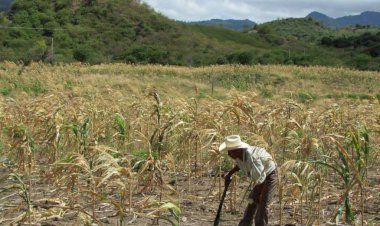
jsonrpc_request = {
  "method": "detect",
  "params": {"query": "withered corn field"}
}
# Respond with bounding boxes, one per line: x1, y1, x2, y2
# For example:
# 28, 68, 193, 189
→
0, 62, 379, 226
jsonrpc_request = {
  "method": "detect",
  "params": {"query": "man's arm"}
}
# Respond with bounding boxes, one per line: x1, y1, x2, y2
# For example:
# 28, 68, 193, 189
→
225, 165, 240, 184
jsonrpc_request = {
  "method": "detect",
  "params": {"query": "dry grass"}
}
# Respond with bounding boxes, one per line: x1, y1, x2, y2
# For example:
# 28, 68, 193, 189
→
0, 62, 379, 225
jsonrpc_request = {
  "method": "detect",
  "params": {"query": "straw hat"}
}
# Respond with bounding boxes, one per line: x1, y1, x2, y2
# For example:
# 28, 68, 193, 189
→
219, 135, 249, 152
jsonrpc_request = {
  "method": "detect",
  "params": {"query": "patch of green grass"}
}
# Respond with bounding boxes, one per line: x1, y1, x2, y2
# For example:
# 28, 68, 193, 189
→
272, 76, 287, 87
28, 79, 47, 95
297, 92, 316, 103
346, 93, 375, 100
346, 93, 359, 99
0, 140, 3, 152
296, 73, 318, 81
260, 88, 273, 98
286, 92, 317, 103
64, 80, 74, 90
0, 86, 11, 96
325, 93, 343, 100
357, 93, 375, 100
197, 91, 207, 100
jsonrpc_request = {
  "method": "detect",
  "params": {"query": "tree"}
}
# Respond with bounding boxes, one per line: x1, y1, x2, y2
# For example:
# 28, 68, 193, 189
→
321, 37, 333, 46
369, 45, 380, 57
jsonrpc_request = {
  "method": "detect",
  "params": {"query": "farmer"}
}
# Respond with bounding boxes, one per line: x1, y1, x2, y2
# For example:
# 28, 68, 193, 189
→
220, 135, 277, 226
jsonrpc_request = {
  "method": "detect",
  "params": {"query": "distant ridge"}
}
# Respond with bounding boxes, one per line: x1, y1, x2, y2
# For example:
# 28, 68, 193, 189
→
188, 19, 256, 31
307, 11, 380, 28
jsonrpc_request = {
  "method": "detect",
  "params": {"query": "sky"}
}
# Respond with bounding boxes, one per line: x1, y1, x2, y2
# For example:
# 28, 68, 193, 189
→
140, 0, 380, 24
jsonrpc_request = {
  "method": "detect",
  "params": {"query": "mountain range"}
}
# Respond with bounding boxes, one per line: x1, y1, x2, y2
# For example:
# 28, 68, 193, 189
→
191, 11, 380, 30
307, 11, 380, 28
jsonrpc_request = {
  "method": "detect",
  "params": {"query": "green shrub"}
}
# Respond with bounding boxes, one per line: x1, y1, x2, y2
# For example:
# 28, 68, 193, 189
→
225, 51, 253, 65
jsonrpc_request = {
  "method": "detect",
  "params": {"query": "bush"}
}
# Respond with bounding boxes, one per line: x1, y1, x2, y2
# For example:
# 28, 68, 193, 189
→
353, 54, 371, 70
258, 53, 284, 65
369, 45, 380, 57
257, 25, 272, 35
118, 46, 169, 64
321, 36, 333, 46
216, 56, 228, 65
73, 46, 92, 62
225, 51, 253, 65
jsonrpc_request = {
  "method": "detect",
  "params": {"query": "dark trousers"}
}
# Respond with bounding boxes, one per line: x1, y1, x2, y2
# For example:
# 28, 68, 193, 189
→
238, 170, 277, 226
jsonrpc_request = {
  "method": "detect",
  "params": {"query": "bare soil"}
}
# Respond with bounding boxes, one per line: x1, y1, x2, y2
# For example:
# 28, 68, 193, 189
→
0, 166, 379, 226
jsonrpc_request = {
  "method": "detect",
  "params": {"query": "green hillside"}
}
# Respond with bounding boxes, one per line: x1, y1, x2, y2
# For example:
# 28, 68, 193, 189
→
256, 17, 332, 42
0, 0, 379, 70
0, 0, 225, 65
253, 17, 380, 70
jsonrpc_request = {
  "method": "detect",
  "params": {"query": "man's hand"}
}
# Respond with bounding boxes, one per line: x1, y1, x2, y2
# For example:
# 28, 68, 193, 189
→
224, 165, 239, 185
224, 173, 232, 185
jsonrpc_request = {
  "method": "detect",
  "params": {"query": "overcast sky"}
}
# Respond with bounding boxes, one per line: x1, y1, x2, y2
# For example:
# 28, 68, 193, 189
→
141, 0, 380, 23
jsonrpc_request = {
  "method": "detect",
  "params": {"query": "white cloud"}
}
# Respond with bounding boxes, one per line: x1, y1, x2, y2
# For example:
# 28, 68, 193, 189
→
141, 0, 380, 23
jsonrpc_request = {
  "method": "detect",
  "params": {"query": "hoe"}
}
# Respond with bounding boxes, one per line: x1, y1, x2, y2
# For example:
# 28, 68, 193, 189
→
213, 178, 231, 226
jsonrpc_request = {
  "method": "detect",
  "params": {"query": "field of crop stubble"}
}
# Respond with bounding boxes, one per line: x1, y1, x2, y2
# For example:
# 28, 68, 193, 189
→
0, 62, 379, 225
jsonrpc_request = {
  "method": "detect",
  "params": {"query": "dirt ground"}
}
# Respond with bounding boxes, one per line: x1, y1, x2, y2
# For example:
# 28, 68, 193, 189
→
1, 166, 379, 226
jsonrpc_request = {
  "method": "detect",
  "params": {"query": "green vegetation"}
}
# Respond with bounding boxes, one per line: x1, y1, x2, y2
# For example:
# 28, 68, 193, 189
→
188, 19, 255, 31
258, 17, 331, 42
0, 0, 216, 65
0, 0, 379, 70
320, 31, 380, 70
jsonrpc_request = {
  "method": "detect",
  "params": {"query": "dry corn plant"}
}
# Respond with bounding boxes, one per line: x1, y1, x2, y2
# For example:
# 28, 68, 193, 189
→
132, 89, 172, 196
0, 63, 379, 225
285, 118, 320, 160
47, 145, 134, 225
281, 160, 322, 225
